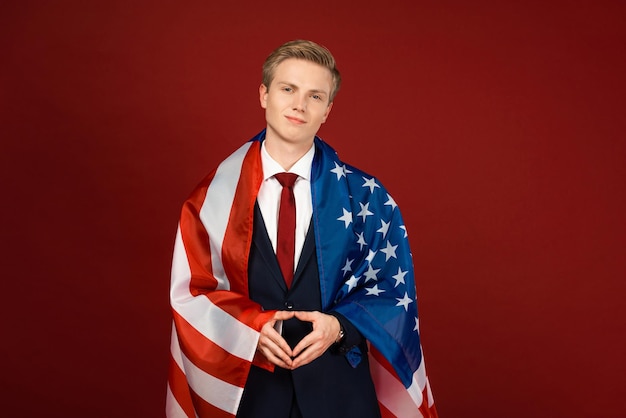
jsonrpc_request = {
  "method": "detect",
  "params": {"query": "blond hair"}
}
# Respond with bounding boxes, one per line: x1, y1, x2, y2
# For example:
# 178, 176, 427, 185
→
262, 39, 341, 102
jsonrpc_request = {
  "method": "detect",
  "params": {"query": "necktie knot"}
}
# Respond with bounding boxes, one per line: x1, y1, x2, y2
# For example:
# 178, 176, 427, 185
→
274, 172, 298, 189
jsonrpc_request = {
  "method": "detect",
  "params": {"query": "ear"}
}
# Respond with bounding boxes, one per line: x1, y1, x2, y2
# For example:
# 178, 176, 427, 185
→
259, 84, 268, 109
321, 101, 333, 123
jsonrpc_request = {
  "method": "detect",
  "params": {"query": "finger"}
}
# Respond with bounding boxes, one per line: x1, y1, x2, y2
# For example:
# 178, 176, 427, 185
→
259, 334, 293, 367
260, 324, 294, 359
291, 343, 323, 368
260, 344, 293, 368
293, 310, 317, 322
273, 310, 296, 321
292, 334, 314, 358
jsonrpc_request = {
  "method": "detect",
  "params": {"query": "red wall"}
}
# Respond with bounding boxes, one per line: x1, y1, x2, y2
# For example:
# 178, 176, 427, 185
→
2, 1, 625, 417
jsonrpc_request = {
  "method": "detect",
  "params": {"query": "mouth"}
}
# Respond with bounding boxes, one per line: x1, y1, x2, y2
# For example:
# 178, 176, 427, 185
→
285, 116, 306, 125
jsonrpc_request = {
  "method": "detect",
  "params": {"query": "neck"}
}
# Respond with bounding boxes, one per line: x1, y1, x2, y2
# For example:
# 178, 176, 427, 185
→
264, 136, 314, 171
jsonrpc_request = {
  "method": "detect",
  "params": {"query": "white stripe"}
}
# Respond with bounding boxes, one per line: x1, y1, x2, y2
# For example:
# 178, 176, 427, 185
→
167, 325, 194, 418
170, 226, 259, 361
180, 345, 243, 415
171, 324, 243, 416
200, 142, 252, 291
166, 383, 190, 418
369, 353, 423, 418
406, 351, 429, 408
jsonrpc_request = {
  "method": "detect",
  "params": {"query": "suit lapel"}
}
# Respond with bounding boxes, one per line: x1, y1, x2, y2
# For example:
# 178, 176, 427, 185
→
252, 202, 287, 291
292, 222, 315, 287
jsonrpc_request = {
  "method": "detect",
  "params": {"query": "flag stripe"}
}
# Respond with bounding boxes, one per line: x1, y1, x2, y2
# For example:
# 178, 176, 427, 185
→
200, 142, 253, 291
173, 310, 250, 387
171, 325, 243, 415
171, 226, 261, 360
189, 389, 237, 418
221, 141, 263, 294
167, 336, 196, 418
369, 352, 424, 418
166, 383, 192, 418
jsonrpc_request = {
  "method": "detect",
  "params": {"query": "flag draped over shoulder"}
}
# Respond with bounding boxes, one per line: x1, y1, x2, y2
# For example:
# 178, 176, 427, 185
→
167, 130, 437, 418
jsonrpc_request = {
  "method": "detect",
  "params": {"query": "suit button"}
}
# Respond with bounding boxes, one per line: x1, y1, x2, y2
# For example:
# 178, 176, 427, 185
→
284, 301, 294, 310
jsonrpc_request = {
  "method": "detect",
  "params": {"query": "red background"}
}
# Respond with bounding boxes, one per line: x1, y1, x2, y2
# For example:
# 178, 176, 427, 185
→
2, 1, 625, 417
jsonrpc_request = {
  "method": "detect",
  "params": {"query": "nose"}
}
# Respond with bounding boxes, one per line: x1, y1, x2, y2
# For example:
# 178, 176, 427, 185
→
292, 93, 307, 112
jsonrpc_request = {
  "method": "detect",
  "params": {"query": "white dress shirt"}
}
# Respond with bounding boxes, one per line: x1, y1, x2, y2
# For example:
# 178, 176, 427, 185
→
257, 141, 314, 271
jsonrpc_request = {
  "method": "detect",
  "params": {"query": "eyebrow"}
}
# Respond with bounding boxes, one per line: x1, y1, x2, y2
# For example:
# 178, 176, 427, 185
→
277, 82, 329, 96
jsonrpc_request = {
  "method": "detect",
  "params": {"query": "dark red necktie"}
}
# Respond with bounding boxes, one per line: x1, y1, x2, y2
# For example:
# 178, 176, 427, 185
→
274, 173, 298, 288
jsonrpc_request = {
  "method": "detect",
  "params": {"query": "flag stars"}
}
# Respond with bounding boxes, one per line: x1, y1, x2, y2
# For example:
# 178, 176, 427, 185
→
366, 249, 377, 263
380, 240, 398, 261
363, 264, 380, 282
392, 267, 408, 287
330, 162, 352, 180
362, 177, 380, 193
400, 225, 408, 238
337, 208, 352, 228
355, 232, 367, 251
414, 317, 419, 332
357, 202, 374, 222
330, 162, 345, 180
377, 220, 390, 238
396, 292, 413, 311
345, 275, 360, 292
341, 258, 354, 276
385, 194, 397, 210
366, 284, 385, 296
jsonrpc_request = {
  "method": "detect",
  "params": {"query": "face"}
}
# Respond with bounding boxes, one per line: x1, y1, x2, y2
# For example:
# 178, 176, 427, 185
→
260, 58, 334, 148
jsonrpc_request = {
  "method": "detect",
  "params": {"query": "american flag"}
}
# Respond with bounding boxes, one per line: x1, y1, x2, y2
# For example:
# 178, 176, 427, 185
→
167, 130, 437, 417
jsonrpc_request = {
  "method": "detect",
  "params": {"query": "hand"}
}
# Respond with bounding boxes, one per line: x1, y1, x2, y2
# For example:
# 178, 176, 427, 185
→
257, 311, 295, 369
290, 311, 341, 369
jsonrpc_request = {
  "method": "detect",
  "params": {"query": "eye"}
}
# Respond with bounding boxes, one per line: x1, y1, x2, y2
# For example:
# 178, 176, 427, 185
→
282, 86, 293, 93
312, 94, 322, 101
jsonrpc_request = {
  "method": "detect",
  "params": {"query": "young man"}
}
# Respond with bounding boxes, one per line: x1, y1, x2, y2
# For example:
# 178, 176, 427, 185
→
167, 40, 437, 418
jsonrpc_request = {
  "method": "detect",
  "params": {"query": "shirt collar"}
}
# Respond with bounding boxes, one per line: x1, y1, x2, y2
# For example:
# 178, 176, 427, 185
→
261, 141, 315, 181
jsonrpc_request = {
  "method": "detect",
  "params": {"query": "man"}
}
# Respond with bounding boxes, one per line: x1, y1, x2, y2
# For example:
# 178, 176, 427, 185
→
167, 40, 437, 418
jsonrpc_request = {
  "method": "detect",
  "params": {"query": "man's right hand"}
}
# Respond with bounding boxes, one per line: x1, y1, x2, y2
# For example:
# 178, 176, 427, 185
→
257, 311, 296, 369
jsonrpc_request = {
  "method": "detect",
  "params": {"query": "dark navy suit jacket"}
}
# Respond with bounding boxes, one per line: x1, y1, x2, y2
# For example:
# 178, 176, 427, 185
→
236, 203, 381, 418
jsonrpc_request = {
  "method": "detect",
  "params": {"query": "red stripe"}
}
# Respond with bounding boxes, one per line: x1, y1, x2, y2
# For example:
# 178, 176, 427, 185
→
371, 346, 401, 381
418, 387, 438, 418
173, 310, 251, 388
221, 141, 263, 295
205, 291, 276, 331
168, 353, 196, 418
179, 173, 219, 295
189, 388, 236, 418
379, 402, 394, 418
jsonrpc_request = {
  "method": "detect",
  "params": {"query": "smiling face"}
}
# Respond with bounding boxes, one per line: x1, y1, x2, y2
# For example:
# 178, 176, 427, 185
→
260, 58, 334, 150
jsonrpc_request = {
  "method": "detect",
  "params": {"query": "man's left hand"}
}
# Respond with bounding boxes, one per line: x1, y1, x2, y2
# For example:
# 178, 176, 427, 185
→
290, 311, 341, 369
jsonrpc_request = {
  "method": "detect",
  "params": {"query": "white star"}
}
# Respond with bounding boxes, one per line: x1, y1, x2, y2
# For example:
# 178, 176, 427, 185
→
365, 249, 377, 263
337, 208, 352, 228
357, 202, 374, 222
341, 258, 354, 276
330, 162, 346, 180
396, 292, 413, 311
377, 220, 390, 238
385, 194, 397, 210
362, 177, 380, 193
366, 284, 385, 296
414, 316, 419, 332
363, 264, 380, 282
392, 267, 408, 287
400, 225, 408, 238
380, 240, 398, 261
345, 275, 360, 292
355, 232, 367, 251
